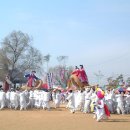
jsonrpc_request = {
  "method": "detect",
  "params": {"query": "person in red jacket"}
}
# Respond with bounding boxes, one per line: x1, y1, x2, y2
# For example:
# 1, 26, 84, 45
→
71, 66, 80, 77
3, 75, 12, 92
79, 65, 89, 84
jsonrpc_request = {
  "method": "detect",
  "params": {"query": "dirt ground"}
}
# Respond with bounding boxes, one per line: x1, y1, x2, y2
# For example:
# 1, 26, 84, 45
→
0, 107, 130, 130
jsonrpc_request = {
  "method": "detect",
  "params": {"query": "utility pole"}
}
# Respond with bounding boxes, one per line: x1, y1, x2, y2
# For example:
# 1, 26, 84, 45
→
94, 70, 104, 86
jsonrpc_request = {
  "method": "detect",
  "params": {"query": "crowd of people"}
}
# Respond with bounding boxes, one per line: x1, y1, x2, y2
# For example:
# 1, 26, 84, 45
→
0, 84, 130, 122
0, 67, 130, 122
65, 85, 130, 120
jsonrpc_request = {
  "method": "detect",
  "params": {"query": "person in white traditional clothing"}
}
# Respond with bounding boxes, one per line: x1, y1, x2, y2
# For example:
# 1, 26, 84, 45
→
83, 87, 93, 113
65, 92, 69, 109
125, 90, 130, 114
54, 90, 62, 108
24, 90, 29, 105
66, 90, 75, 113
90, 89, 97, 113
28, 90, 35, 108
74, 90, 80, 110
0, 88, 6, 110
5, 90, 10, 108
94, 90, 110, 122
19, 90, 27, 110
33, 90, 40, 108
116, 91, 125, 115
38, 90, 43, 108
52, 91, 56, 103
43, 90, 50, 110
10, 88, 19, 110
105, 89, 115, 113
38, 90, 44, 108
77, 89, 85, 112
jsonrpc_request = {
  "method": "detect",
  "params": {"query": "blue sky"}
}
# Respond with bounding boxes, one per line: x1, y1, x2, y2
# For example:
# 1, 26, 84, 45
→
0, 0, 130, 84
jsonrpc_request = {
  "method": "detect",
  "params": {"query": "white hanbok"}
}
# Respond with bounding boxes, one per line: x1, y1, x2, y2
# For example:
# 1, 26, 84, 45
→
0, 91, 6, 109
28, 90, 35, 108
6, 91, 10, 108
54, 92, 62, 108
83, 88, 93, 113
10, 91, 19, 109
116, 94, 125, 114
125, 94, 130, 114
43, 91, 50, 110
105, 90, 115, 113
19, 91, 27, 110
95, 98, 105, 121
66, 92, 75, 113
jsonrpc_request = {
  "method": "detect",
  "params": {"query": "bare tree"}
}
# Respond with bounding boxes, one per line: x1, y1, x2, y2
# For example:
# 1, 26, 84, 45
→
19, 46, 44, 73
0, 49, 10, 80
116, 74, 124, 84
0, 31, 43, 83
57, 56, 68, 66
107, 74, 124, 88
44, 54, 51, 72
107, 77, 113, 86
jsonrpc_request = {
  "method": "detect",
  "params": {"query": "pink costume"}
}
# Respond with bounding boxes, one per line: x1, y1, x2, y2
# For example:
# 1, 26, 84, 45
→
78, 68, 89, 83
72, 69, 80, 77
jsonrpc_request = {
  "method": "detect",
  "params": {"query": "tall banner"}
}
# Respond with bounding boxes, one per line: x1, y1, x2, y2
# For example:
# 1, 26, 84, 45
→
47, 73, 53, 89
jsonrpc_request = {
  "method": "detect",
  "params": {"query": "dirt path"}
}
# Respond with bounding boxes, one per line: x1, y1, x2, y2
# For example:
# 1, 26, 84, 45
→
0, 108, 130, 130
